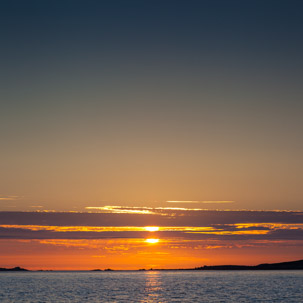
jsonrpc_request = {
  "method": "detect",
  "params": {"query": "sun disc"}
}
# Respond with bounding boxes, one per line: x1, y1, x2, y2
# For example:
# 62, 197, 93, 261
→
145, 238, 159, 244
145, 226, 159, 232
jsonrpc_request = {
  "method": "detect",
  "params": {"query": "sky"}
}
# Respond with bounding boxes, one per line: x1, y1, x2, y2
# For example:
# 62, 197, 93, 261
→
0, 0, 302, 269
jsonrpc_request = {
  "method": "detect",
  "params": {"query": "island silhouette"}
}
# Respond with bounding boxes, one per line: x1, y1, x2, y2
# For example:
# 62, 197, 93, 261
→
194, 259, 303, 270
0, 266, 28, 272
91, 259, 303, 271
1, 259, 302, 272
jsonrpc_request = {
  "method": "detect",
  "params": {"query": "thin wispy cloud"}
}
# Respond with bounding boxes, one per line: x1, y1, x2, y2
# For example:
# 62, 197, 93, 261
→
0, 196, 21, 201
85, 205, 230, 214
85, 206, 156, 215
166, 201, 235, 204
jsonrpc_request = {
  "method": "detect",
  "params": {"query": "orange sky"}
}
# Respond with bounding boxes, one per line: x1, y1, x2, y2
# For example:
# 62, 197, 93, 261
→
1, 237, 302, 270
0, 209, 302, 270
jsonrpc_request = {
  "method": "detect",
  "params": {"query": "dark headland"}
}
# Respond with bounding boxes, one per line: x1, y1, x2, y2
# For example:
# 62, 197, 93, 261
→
0, 266, 28, 272
194, 259, 303, 270
91, 259, 303, 271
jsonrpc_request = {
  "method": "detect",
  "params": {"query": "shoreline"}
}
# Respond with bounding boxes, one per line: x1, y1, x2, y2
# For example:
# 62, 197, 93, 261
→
1, 259, 303, 272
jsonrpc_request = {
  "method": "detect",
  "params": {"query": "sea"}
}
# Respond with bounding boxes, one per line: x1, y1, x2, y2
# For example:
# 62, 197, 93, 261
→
0, 270, 302, 302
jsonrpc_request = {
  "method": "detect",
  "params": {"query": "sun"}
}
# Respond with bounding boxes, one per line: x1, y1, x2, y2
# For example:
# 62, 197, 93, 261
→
145, 238, 159, 244
144, 226, 159, 232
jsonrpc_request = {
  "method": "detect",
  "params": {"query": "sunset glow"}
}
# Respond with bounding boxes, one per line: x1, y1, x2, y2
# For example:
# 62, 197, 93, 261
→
0, 209, 302, 270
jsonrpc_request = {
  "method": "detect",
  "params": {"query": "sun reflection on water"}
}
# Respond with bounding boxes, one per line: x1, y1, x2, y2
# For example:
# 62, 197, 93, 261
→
141, 271, 163, 302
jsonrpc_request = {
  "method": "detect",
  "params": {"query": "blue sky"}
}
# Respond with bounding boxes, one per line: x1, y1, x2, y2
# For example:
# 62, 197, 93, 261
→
0, 0, 302, 210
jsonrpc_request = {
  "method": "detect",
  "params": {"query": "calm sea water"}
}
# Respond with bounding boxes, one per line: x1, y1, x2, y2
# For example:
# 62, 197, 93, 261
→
0, 270, 302, 302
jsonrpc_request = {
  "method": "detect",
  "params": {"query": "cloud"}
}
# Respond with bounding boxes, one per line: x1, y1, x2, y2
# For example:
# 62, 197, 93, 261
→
166, 201, 235, 204
0, 209, 303, 228
0, 196, 21, 201
0, 211, 302, 242
85, 206, 156, 215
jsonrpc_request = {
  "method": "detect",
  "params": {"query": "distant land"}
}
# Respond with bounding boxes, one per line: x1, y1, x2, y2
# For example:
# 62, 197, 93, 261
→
194, 259, 303, 271
92, 259, 303, 271
0, 267, 28, 272
1, 260, 303, 272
